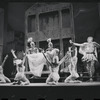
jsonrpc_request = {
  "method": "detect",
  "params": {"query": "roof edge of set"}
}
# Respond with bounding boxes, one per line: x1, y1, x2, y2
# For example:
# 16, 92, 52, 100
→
25, 2, 71, 14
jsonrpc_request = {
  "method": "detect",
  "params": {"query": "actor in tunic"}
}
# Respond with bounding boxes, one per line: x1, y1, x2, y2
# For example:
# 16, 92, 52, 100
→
70, 36, 100, 81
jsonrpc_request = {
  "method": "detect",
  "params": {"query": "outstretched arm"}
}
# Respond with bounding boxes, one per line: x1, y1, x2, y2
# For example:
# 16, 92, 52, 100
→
94, 42, 100, 48
69, 40, 84, 47
73, 43, 84, 47
4, 76, 11, 83
11, 49, 17, 59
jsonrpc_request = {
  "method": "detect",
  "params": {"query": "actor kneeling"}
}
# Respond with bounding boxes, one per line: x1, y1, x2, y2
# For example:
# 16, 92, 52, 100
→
11, 49, 30, 85
46, 49, 60, 85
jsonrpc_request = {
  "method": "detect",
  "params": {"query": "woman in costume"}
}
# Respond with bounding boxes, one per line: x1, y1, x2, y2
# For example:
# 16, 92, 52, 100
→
70, 36, 100, 81
46, 49, 60, 85
27, 37, 39, 54
11, 49, 30, 85
64, 44, 80, 83
46, 38, 53, 52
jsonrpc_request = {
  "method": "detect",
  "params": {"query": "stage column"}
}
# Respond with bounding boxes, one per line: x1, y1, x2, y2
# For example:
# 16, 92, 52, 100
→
25, 14, 28, 50
25, 14, 31, 79
0, 9, 4, 64
35, 13, 39, 48
70, 3, 75, 42
59, 10, 64, 69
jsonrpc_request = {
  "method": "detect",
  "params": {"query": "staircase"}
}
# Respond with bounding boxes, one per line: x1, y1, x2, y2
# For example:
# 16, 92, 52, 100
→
29, 71, 70, 83
10, 71, 100, 83
27, 71, 100, 83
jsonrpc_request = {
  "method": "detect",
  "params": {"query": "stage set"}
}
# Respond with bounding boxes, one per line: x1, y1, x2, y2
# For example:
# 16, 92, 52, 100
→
0, 2, 100, 100
0, 82, 100, 100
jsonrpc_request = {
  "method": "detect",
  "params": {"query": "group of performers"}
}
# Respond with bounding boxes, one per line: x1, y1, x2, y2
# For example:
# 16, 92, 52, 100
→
0, 36, 100, 85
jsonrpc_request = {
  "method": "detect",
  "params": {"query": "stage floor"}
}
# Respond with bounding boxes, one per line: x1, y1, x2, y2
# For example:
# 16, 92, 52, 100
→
0, 82, 100, 100
0, 82, 100, 86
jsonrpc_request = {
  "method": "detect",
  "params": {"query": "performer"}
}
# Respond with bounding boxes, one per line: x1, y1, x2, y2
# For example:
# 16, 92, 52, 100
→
0, 55, 11, 83
27, 37, 39, 54
11, 49, 30, 85
70, 36, 100, 81
46, 38, 53, 52
45, 48, 72, 85
46, 49, 60, 85
64, 44, 80, 83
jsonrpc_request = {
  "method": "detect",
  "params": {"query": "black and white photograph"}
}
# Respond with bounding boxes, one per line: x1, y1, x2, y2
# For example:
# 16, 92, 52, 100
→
0, 1, 100, 100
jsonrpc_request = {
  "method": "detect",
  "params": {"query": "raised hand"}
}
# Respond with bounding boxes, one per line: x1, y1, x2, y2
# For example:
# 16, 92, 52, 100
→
69, 40, 73, 44
11, 49, 15, 54
11, 49, 17, 59
1, 55, 9, 68
4, 55, 8, 60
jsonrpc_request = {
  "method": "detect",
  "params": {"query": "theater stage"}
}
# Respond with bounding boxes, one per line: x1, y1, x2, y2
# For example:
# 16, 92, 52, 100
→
0, 82, 100, 86
0, 82, 100, 100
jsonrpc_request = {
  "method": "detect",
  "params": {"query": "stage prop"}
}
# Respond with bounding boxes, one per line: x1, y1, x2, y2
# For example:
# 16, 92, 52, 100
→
25, 3, 75, 71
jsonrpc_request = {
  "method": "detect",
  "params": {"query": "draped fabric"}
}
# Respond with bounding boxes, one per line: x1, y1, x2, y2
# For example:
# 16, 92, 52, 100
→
26, 53, 46, 77
26, 48, 60, 77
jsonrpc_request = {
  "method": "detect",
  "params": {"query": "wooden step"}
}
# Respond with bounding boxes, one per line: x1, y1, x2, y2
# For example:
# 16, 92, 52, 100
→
9, 76, 100, 83
24, 71, 50, 75
9, 71, 100, 83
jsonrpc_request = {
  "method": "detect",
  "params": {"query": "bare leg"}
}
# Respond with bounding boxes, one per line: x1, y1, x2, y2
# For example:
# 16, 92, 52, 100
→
4, 76, 11, 83
20, 76, 30, 85
52, 73, 59, 85
64, 64, 79, 83
46, 73, 59, 85
64, 74, 73, 83
0, 77, 6, 83
64, 64, 73, 82
46, 74, 53, 84
13, 73, 24, 85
